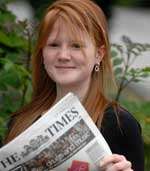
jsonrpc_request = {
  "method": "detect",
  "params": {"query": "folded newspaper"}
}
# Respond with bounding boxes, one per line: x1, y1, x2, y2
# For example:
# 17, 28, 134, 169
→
0, 93, 112, 171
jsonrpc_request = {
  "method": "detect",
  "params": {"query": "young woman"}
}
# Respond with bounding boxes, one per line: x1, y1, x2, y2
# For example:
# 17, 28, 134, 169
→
5, 0, 144, 170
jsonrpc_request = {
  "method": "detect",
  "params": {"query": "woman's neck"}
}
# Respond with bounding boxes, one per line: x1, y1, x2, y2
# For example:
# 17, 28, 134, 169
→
55, 81, 91, 103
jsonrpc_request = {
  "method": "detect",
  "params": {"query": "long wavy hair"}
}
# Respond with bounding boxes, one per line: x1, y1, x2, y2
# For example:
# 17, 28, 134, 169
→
5, 0, 116, 143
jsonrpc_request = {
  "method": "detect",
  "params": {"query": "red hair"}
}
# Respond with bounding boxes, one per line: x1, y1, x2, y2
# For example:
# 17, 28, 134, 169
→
5, 0, 116, 143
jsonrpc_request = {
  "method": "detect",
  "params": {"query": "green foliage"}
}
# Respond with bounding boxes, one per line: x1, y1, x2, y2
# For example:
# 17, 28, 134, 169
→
144, 143, 150, 170
112, 36, 150, 169
113, 0, 137, 7
111, 35, 150, 101
121, 100, 150, 170
121, 100, 150, 144
0, 2, 34, 140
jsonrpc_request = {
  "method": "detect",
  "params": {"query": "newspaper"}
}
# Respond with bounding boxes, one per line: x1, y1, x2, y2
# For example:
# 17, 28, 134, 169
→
0, 93, 112, 171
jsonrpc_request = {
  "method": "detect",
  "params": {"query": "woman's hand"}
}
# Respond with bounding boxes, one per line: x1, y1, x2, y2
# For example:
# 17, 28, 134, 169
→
99, 154, 133, 171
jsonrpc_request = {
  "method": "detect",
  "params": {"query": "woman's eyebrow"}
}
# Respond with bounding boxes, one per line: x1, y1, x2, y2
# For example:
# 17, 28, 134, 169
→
69, 40, 85, 44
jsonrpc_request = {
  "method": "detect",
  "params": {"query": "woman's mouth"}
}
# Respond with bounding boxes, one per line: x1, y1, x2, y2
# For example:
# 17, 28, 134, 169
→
55, 66, 76, 69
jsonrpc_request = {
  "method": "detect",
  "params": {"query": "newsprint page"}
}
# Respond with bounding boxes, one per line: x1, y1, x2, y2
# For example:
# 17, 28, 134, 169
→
0, 93, 112, 171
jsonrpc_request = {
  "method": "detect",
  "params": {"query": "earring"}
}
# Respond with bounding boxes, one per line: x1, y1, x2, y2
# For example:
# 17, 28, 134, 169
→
95, 63, 100, 72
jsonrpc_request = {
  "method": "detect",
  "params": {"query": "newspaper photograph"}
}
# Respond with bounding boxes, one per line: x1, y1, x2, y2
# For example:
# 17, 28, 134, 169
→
0, 93, 112, 171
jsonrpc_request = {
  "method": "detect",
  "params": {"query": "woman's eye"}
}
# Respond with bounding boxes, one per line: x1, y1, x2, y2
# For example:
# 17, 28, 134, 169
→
71, 43, 82, 49
48, 43, 59, 47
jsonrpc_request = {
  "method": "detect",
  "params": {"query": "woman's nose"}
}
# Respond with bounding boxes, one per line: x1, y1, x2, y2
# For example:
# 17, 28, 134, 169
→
58, 46, 71, 61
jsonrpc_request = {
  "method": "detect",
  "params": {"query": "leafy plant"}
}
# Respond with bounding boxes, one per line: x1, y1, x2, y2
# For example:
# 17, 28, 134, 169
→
111, 37, 150, 170
0, 2, 35, 139
121, 100, 150, 170
113, 0, 137, 6
111, 35, 150, 101
121, 100, 150, 144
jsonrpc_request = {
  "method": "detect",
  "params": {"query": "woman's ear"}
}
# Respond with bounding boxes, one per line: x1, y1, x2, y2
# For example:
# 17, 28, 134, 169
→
96, 45, 105, 63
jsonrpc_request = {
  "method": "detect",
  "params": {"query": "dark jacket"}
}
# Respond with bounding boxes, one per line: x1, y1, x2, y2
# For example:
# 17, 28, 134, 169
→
101, 106, 144, 171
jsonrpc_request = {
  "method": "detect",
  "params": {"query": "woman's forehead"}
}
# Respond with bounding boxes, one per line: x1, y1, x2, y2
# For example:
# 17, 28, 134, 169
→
48, 18, 90, 42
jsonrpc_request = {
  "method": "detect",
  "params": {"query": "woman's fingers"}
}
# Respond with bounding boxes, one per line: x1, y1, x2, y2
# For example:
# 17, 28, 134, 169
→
106, 160, 132, 171
99, 154, 132, 171
100, 154, 125, 167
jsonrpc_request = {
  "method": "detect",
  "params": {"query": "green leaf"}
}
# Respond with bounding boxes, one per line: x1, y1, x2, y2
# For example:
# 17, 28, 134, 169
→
140, 73, 150, 78
129, 68, 136, 75
111, 50, 118, 58
113, 58, 123, 66
0, 58, 14, 71
130, 49, 140, 56
0, 69, 21, 88
0, 31, 28, 49
0, 48, 4, 54
0, 9, 16, 24
0, 31, 11, 46
133, 78, 141, 82
114, 67, 123, 75
2, 94, 17, 112
5, 52, 22, 63
142, 67, 150, 72
0, 80, 7, 90
15, 65, 31, 78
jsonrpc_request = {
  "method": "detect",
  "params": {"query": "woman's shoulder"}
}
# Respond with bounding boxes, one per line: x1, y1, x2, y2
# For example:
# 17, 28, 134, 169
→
102, 105, 144, 171
104, 104, 137, 119
102, 104, 142, 137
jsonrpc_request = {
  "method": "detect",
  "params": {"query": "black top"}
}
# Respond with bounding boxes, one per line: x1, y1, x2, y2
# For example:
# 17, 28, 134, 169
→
101, 106, 144, 171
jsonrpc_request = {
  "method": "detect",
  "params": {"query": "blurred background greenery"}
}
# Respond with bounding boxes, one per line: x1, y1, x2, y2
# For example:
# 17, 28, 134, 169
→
0, 0, 150, 169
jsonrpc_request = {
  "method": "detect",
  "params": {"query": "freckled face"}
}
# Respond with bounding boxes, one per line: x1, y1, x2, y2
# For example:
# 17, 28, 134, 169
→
42, 20, 99, 88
